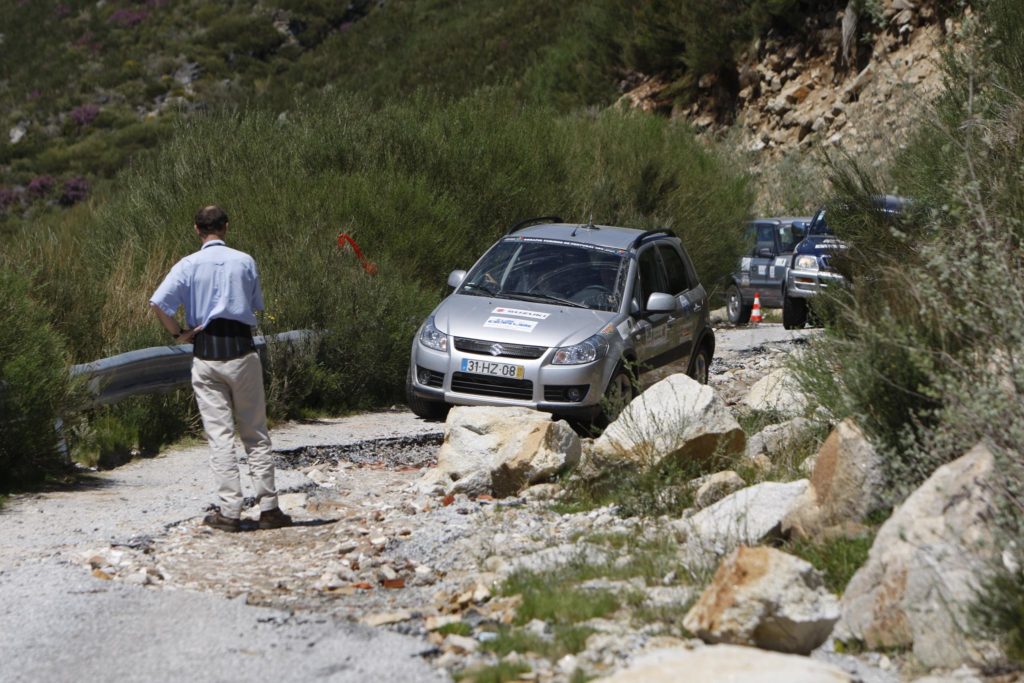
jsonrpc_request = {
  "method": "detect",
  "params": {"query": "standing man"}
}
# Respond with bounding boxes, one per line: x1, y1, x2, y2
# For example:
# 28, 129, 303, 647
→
150, 205, 291, 532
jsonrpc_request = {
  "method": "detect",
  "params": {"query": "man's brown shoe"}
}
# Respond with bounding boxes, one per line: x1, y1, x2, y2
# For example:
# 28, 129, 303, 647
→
203, 509, 241, 532
259, 507, 293, 530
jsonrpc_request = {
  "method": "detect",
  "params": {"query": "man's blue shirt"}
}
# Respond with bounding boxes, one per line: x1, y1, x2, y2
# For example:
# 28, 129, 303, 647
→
150, 240, 264, 329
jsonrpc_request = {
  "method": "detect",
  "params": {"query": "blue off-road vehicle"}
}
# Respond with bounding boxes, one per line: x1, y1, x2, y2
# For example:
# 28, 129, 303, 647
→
726, 217, 810, 325
782, 195, 911, 329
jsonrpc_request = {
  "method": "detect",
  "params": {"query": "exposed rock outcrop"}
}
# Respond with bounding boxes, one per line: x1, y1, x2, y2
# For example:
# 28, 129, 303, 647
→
594, 644, 852, 683
589, 374, 744, 472
674, 480, 810, 560
683, 546, 841, 655
836, 444, 1003, 669
783, 419, 886, 539
421, 406, 580, 497
741, 369, 807, 417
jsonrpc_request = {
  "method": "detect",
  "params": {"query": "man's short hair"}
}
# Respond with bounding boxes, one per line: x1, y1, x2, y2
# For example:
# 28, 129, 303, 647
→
195, 205, 229, 234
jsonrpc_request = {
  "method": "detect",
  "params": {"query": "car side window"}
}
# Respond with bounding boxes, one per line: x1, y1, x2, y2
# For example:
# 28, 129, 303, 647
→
756, 224, 776, 255
657, 244, 691, 294
636, 247, 665, 310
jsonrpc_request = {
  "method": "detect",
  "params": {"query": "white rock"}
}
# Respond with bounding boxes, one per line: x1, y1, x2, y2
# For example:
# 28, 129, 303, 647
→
745, 417, 810, 460
683, 546, 840, 654
592, 374, 744, 471
741, 369, 808, 417
674, 480, 810, 561
424, 406, 580, 498
593, 645, 851, 682
692, 470, 746, 509
836, 444, 1002, 669
784, 419, 886, 538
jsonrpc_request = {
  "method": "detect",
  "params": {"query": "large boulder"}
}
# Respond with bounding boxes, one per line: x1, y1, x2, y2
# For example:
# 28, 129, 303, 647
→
683, 546, 841, 655
674, 480, 810, 561
591, 374, 744, 471
836, 444, 1002, 669
594, 645, 852, 683
691, 470, 746, 509
741, 369, 807, 417
423, 406, 580, 497
783, 419, 886, 539
745, 417, 811, 461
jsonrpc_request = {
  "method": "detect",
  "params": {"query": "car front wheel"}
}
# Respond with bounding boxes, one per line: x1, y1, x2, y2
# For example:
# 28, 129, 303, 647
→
405, 366, 450, 421
727, 285, 752, 325
688, 345, 710, 385
599, 365, 634, 425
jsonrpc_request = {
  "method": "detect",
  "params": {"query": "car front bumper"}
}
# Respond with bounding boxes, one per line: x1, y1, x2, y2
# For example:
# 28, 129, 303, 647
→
787, 268, 845, 298
409, 341, 612, 418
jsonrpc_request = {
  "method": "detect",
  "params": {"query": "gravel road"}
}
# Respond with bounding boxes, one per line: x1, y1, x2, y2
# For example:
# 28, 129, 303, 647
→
0, 324, 815, 683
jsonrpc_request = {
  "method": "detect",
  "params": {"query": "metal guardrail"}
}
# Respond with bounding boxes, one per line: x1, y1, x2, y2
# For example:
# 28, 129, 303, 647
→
69, 330, 312, 406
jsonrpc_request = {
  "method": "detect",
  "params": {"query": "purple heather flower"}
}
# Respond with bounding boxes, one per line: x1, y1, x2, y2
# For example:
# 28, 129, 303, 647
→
70, 104, 100, 127
27, 90, 42, 101
54, 4, 72, 18
27, 176, 56, 199
59, 178, 90, 207
108, 8, 148, 27
0, 188, 19, 211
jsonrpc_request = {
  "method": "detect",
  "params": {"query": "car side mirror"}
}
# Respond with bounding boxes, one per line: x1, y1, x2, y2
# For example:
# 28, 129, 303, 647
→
447, 270, 467, 288
757, 247, 774, 259
646, 292, 677, 313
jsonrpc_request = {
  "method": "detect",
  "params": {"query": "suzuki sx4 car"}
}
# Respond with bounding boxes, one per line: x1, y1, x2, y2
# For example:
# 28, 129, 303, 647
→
407, 217, 715, 425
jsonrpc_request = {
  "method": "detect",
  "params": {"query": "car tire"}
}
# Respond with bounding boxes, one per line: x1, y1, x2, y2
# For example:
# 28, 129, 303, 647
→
405, 366, 450, 421
782, 295, 808, 330
687, 345, 710, 385
727, 285, 752, 325
598, 364, 635, 426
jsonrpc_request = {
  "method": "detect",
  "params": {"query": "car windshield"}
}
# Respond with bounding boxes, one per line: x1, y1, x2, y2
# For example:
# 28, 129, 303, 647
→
460, 240, 626, 312
808, 208, 832, 235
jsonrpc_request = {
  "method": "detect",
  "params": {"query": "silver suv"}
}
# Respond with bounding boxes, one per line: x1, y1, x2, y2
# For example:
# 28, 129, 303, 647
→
406, 217, 715, 423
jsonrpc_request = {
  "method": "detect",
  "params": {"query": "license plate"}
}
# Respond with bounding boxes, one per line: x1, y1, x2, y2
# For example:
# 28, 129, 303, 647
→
461, 358, 525, 379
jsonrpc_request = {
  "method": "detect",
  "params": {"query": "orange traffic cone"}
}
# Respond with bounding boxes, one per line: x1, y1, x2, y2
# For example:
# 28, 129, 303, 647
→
750, 292, 763, 323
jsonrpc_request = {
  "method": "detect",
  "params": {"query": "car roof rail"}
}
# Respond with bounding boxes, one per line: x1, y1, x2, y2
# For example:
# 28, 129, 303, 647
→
630, 228, 676, 249
505, 215, 564, 235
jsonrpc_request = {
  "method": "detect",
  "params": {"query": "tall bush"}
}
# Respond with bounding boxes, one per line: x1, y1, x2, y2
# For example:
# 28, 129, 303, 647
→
790, 0, 1024, 662
0, 265, 75, 489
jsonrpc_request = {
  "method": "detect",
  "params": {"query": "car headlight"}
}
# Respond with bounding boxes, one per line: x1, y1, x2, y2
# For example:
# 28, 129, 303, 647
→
794, 255, 819, 271
553, 334, 609, 365
418, 316, 448, 352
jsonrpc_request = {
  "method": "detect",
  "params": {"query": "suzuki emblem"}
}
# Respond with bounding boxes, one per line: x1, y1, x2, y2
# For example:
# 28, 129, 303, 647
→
489, 343, 504, 356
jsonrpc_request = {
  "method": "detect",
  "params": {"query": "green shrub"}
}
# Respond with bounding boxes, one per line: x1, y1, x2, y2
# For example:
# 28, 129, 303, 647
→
785, 0, 1024, 662
7, 91, 750, 421
0, 266, 75, 489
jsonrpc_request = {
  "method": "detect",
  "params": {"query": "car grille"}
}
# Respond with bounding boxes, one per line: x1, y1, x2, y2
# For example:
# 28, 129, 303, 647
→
454, 337, 546, 360
416, 366, 444, 388
451, 372, 534, 400
543, 385, 590, 403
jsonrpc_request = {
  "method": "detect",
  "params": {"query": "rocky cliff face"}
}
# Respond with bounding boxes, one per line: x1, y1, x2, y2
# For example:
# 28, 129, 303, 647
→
620, 0, 960, 204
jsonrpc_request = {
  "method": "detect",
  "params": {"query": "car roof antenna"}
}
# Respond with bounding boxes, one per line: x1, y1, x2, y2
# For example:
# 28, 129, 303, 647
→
572, 213, 597, 237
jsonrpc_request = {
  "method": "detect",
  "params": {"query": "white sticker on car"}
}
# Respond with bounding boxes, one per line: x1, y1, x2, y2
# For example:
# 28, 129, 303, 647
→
492, 307, 549, 320
741, 257, 752, 271
775, 257, 788, 266
770, 266, 776, 279
616, 319, 632, 340
484, 316, 538, 333
757, 265, 767, 275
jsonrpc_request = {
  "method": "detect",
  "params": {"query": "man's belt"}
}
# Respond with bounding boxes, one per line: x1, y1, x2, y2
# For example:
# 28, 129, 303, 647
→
192, 318, 255, 361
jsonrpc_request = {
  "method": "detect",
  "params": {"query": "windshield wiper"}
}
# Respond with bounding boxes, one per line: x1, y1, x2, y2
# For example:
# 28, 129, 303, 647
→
461, 282, 497, 297
499, 291, 586, 308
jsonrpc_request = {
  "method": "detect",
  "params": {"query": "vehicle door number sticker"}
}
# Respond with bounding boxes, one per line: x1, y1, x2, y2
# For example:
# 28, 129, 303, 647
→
483, 316, 538, 333
757, 266, 766, 275
769, 266, 776, 278
492, 307, 549, 320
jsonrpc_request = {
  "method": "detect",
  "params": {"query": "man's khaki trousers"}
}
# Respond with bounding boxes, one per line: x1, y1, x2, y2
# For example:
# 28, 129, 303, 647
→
191, 352, 278, 519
